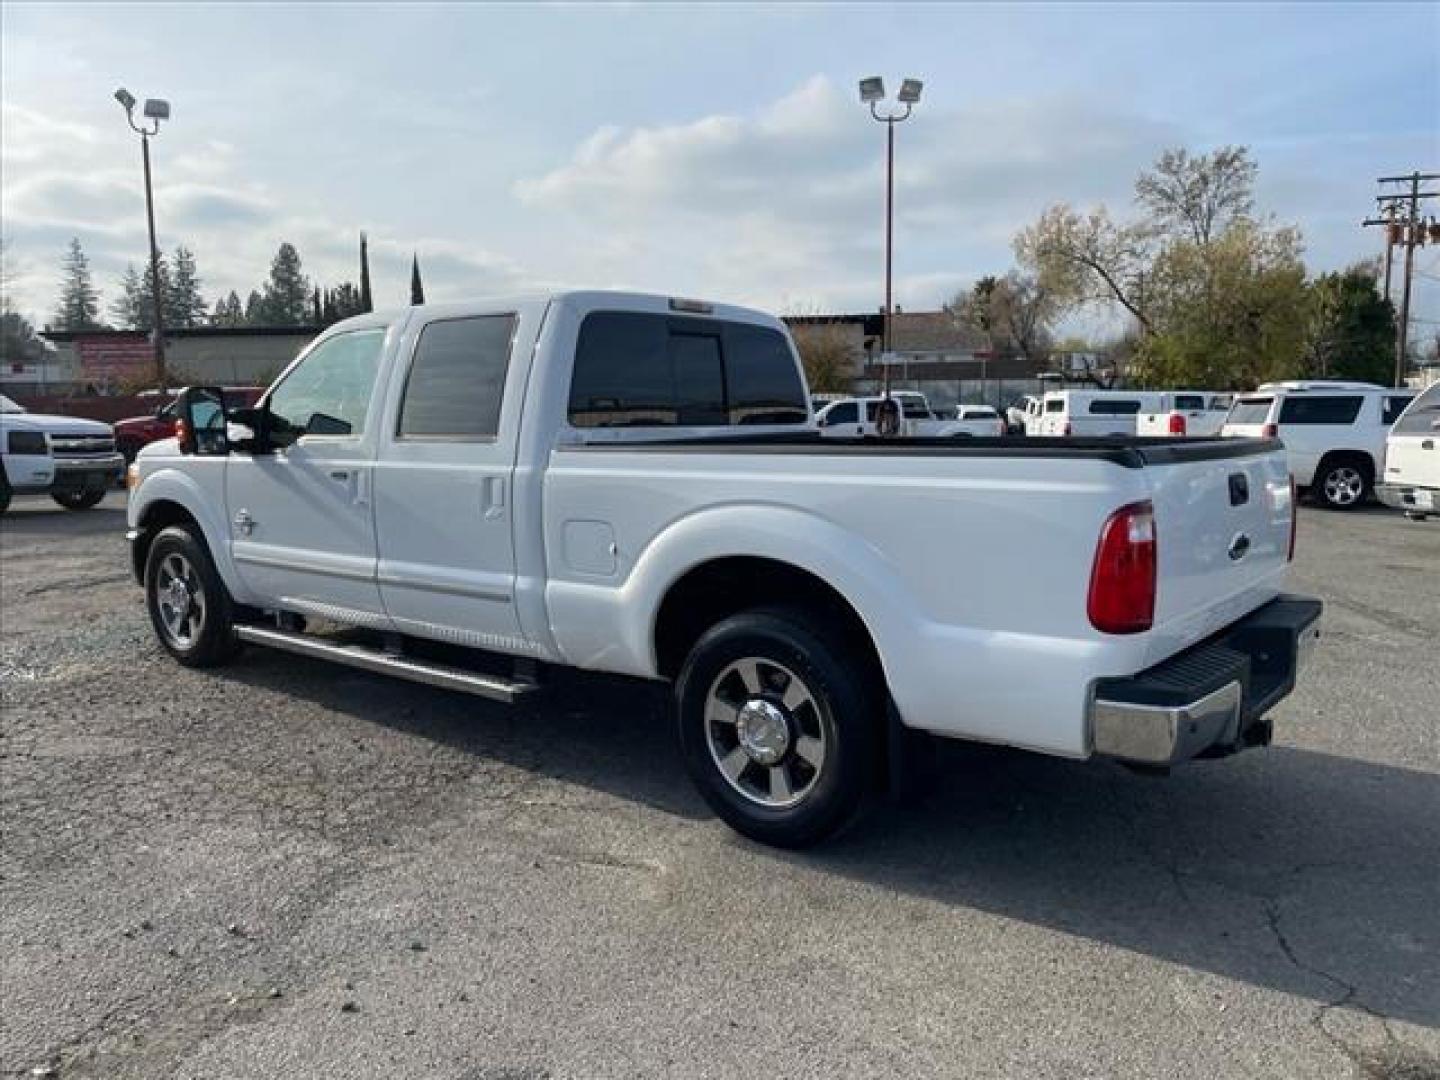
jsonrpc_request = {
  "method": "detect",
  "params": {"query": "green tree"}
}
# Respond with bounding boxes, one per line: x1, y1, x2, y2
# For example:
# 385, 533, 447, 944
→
109, 258, 172, 330
259, 242, 309, 326
244, 289, 264, 324
2, 241, 48, 367
210, 290, 245, 327
52, 238, 103, 330
359, 232, 373, 313
1304, 263, 1395, 384
166, 245, 207, 328
410, 254, 425, 305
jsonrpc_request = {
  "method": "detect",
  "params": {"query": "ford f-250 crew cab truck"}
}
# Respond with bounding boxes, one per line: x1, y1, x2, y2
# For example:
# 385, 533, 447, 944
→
126, 291, 1322, 847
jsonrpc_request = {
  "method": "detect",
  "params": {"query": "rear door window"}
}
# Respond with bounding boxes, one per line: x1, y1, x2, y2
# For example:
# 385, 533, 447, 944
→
398, 314, 515, 438
1227, 398, 1273, 425
824, 402, 857, 425
1173, 394, 1206, 411
1044, 398, 1065, 413
1278, 395, 1363, 425
1392, 384, 1440, 435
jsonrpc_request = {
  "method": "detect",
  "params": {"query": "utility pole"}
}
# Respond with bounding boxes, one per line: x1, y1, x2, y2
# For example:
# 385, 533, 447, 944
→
1364, 171, 1439, 387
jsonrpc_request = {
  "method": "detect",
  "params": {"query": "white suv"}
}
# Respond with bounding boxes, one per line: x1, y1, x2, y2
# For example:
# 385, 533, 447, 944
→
1378, 381, 1440, 520
1221, 381, 1415, 510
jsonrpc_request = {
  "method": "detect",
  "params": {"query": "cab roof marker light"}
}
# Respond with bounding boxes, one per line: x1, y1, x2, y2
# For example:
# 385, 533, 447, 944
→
669, 298, 713, 314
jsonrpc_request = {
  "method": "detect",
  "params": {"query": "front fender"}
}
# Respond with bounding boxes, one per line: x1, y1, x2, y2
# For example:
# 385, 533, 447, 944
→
129, 466, 253, 603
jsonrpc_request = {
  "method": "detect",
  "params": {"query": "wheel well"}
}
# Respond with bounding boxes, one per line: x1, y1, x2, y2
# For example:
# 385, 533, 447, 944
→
132, 499, 203, 581
653, 556, 884, 684
1315, 449, 1375, 479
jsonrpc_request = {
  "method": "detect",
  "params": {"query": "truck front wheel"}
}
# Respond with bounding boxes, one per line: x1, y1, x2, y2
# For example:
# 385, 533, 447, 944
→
675, 607, 880, 848
144, 525, 241, 667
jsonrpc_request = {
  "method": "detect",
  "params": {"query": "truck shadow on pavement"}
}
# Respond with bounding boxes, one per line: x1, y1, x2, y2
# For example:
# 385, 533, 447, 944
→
220, 653, 1437, 1032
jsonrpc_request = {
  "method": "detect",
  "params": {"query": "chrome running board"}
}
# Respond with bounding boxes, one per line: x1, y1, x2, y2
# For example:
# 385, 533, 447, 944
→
234, 625, 536, 703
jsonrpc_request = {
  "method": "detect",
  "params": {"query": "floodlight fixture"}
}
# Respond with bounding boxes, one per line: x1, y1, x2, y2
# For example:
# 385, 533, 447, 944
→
114, 87, 136, 111
898, 78, 923, 104
143, 98, 171, 121
858, 76, 885, 104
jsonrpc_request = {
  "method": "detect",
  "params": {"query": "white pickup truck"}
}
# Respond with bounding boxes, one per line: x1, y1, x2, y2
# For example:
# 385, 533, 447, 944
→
126, 291, 1321, 846
1, 394, 125, 513
1136, 392, 1234, 438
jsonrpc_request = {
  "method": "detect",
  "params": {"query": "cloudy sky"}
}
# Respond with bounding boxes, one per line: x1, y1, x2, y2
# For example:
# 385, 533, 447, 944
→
3, 2, 1437, 333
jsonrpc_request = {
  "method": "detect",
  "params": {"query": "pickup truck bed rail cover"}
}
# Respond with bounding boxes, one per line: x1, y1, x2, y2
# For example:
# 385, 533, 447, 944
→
558, 434, 1281, 469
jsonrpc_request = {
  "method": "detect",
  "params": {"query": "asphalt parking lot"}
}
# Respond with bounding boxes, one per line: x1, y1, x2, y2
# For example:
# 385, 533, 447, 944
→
1, 492, 1436, 1079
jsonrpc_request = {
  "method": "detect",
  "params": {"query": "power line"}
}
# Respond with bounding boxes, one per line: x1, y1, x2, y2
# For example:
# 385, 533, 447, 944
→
1363, 171, 1440, 384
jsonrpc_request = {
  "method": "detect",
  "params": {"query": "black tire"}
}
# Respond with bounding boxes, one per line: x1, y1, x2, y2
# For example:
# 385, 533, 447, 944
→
51, 488, 108, 511
1313, 455, 1372, 511
144, 524, 241, 667
675, 607, 881, 848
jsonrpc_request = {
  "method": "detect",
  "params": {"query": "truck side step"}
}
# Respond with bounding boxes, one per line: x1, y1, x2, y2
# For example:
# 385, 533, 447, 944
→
234, 625, 538, 703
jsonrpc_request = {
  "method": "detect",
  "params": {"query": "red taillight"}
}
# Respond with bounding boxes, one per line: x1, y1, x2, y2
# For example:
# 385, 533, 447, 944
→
175, 417, 189, 444
1168, 412, 1187, 435
1088, 500, 1157, 634
1262, 423, 1278, 439
1288, 475, 1297, 562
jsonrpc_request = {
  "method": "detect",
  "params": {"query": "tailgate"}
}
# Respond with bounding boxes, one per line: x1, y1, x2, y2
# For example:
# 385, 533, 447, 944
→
1143, 443, 1293, 666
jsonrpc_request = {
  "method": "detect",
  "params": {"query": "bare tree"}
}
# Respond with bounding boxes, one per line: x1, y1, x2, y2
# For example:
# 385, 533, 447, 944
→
1015, 204, 1154, 334
948, 271, 1057, 366
1134, 146, 1256, 246
788, 320, 858, 393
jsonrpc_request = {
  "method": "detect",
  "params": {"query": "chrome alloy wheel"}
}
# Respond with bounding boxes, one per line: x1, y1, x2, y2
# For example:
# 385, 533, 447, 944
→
1323, 465, 1364, 507
704, 658, 827, 809
155, 552, 206, 648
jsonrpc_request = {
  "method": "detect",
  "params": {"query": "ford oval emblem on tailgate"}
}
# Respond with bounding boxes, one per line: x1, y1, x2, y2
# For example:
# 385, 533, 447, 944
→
1228, 533, 1251, 561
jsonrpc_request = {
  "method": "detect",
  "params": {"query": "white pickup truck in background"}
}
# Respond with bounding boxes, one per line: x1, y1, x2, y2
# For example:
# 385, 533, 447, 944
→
127, 291, 1322, 846
1136, 392, 1234, 438
1, 394, 125, 514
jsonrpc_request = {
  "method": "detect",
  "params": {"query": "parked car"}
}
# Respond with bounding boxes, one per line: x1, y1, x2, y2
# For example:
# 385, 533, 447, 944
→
1221, 381, 1415, 510
114, 386, 264, 462
1, 394, 124, 513
951, 405, 1007, 437
1032, 389, 1169, 437
1136, 392, 1234, 438
1377, 381, 1440, 520
127, 291, 1320, 847
815, 392, 968, 437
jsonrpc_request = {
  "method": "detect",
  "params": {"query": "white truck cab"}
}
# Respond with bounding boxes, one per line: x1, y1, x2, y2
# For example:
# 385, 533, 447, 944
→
1378, 381, 1440, 519
1221, 381, 1415, 509
127, 291, 1321, 847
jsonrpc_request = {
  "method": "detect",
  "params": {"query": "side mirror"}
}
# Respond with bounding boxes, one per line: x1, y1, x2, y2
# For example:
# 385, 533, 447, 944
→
226, 406, 276, 455
176, 386, 229, 456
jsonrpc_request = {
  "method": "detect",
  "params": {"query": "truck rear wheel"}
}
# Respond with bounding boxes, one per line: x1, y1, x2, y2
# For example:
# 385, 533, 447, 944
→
675, 607, 880, 847
52, 488, 107, 511
144, 525, 241, 667
1313, 455, 1371, 510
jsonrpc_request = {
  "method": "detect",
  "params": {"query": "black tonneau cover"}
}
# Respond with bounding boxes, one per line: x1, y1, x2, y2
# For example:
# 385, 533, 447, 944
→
558, 434, 1282, 470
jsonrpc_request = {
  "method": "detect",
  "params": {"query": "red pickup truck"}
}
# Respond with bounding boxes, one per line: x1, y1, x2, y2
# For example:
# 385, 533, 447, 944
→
114, 387, 263, 462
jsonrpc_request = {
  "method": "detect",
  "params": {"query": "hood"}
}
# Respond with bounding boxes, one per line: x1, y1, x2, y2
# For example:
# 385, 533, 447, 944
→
136, 436, 180, 460
1, 412, 112, 437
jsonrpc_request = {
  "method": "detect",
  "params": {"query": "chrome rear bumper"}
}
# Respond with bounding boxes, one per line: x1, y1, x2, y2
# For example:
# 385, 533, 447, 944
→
1089, 595, 1323, 765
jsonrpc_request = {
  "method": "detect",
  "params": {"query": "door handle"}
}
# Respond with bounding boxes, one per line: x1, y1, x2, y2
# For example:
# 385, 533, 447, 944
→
329, 469, 350, 482
1423, 440, 1434, 450
483, 476, 506, 519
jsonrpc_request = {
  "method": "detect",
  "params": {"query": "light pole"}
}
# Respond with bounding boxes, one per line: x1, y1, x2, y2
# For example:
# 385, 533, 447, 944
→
859, 76, 922, 362
114, 87, 172, 389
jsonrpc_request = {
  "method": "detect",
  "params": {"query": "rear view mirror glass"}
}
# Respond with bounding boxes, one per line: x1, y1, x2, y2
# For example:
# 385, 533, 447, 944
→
176, 386, 229, 456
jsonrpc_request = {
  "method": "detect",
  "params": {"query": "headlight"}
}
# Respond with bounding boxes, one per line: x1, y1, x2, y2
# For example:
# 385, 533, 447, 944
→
6, 430, 48, 455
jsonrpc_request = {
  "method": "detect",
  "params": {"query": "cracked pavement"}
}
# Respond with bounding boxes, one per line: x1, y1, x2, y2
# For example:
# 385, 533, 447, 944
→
1, 492, 1437, 1078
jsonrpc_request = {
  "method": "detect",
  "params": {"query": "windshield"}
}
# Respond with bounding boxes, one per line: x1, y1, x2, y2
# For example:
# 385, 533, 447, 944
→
0, 394, 25, 414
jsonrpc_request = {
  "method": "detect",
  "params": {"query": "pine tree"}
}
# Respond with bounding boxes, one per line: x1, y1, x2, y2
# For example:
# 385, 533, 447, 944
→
260, 242, 310, 326
167, 245, 207, 328
210, 290, 244, 327
53, 238, 102, 330
359, 232, 373, 313
410, 254, 425, 305
244, 289, 264, 325
109, 259, 172, 330
311, 286, 323, 325
322, 288, 336, 325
